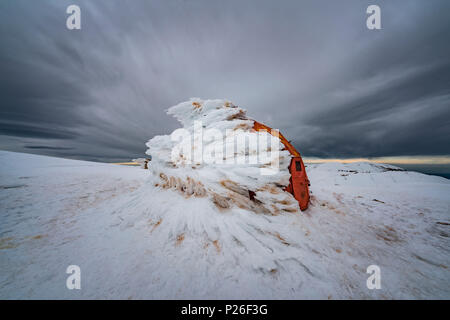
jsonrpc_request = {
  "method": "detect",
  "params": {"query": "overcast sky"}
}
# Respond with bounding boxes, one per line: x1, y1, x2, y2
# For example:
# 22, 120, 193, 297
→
0, 0, 449, 162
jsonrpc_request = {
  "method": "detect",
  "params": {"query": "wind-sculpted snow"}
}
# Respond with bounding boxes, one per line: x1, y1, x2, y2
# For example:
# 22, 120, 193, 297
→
145, 99, 297, 214
1, 151, 449, 299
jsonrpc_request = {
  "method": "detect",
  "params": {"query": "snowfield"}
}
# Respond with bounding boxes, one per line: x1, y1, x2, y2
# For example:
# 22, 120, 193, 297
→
0, 150, 449, 299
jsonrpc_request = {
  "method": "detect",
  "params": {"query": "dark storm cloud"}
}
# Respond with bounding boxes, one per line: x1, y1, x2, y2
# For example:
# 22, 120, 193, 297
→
0, 0, 449, 161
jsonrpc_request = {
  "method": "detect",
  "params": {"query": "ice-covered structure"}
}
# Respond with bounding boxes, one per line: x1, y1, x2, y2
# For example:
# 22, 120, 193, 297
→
145, 99, 302, 214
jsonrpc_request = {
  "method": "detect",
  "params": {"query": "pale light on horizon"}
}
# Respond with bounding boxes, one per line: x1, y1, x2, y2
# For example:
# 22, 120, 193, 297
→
303, 156, 450, 165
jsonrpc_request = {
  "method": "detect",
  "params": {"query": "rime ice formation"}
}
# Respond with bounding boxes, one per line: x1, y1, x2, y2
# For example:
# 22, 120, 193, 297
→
145, 99, 300, 214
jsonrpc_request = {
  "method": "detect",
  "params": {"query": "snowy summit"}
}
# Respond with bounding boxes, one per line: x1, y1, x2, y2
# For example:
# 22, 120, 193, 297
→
0, 99, 449, 299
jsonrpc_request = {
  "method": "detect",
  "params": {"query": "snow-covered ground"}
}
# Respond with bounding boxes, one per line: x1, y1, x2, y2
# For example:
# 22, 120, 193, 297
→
0, 150, 449, 299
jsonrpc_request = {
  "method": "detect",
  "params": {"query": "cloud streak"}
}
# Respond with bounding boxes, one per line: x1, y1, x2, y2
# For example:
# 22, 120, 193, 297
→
0, 0, 449, 162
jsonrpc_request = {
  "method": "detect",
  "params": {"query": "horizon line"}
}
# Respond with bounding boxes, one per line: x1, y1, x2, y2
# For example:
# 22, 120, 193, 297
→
303, 156, 450, 165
